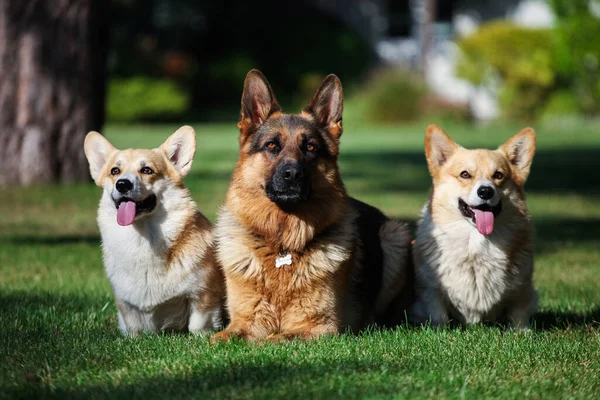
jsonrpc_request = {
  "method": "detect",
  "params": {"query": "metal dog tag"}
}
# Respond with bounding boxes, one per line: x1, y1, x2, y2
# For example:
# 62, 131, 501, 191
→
275, 252, 292, 268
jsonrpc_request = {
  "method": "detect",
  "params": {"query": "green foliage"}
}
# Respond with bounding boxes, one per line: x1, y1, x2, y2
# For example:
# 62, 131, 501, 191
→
457, 21, 563, 120
107, 77, 190, 122
555, 14, 600, 115
548, 0, 598, 18
109, 1, 372, 120
540, 90, 580, 121
457, 22, 558, 87
359, 69, 428, 123
457, 7, 600, 120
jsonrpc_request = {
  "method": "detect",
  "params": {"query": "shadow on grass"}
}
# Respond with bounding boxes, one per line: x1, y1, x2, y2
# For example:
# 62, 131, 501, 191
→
0, 291, 110, 318
534, 217, 600, 253
9, 358, 403, 400
533, 307, 600, 330
338, 147, 600, 195
2, 289, 599, 399
5, 234, 101, 245
1, 292, 401, 399
425, 310, 600, 332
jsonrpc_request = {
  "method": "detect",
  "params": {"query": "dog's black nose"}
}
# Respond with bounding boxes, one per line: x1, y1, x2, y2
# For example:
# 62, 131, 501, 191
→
116, 179, 133, 194
282, 164, 303, 182
477, 186, 495, 200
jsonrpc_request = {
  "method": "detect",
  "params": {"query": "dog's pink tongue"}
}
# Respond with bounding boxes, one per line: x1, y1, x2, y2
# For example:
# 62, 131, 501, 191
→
474, 209, 494, 235
117, 201, 136, 226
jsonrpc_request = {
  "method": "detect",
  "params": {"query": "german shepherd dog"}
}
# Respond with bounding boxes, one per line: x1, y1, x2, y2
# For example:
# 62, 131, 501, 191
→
212, 70, 411, 342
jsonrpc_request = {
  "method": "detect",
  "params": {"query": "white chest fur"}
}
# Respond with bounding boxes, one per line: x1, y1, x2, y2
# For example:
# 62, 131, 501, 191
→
417, 211, 519, 318
97, 194, 203, 312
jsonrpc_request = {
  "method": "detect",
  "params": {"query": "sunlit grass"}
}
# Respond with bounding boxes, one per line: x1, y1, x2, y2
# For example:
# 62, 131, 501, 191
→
1, 121, 599, 398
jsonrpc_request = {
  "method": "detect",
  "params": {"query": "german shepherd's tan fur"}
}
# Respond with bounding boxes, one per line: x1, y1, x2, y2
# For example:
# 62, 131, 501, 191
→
213, 70, 411, 342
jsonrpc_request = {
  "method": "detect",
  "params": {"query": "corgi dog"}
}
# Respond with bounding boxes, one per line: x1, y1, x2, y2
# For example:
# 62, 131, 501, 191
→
84, 126, 225, 335
411, 125, 537, 328
211, 70, 411, 342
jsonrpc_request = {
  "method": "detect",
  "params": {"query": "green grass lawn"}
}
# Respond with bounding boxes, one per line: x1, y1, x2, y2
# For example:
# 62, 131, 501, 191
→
1, 120, 600, 399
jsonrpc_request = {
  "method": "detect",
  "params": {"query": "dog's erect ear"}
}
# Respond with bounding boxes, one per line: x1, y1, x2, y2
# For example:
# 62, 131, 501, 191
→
424, 125, 459, 177
160, 125, 196, 176
239, 70, 281, 137
84, 131, 117, 185
305, 74, 343, 138
500, 127, 536, 184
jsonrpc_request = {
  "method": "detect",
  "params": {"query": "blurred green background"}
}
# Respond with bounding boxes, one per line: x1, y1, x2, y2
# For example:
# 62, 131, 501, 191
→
107, 0, 600, 124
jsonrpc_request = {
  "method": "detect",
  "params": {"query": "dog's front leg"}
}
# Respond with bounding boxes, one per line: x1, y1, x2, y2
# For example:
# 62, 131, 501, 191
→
266, 322, 339, 343
506, 287, 538, 330
188, 301, 223, 335
410, 288, 449, 327
117, 310, 127, 335
210, 320, 270, 343
116, 300, 148, 336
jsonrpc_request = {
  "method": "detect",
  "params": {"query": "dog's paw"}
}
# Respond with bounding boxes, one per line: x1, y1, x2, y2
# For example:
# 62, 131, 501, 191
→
189, 328, 213, 337
264, 333, 297, 343
510, 322, 532, 332
210, 328, 254, 344
210, 330, 237, 344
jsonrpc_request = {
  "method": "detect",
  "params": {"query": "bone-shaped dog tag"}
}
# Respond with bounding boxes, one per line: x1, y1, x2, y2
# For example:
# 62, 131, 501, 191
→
275, 253, 292, 268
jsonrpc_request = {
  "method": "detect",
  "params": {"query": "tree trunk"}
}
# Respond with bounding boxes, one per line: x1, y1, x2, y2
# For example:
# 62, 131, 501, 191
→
0, 0, 109, 185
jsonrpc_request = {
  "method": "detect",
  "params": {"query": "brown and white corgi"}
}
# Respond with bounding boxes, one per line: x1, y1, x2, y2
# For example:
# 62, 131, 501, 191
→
84, 126, 225, 335
411, 125, 537, 328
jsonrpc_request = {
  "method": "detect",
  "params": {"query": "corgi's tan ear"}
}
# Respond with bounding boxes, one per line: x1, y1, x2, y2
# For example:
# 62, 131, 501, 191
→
424, 125, 458, 177
160, 125, 196, 176
239, 69, 281, 138
304, 74, 344, 138
500, 127, 536, 184
84, 131, 117, 185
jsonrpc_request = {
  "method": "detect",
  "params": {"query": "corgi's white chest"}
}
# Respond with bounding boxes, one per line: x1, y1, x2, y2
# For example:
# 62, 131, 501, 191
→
99, 217, 199, 311
426, 218, 513, 316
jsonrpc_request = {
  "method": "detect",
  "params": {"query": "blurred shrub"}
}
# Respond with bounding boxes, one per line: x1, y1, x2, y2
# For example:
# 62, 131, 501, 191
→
296, 72, 327, 107
555, 14, 600, 115
107, 77, 190, 122
457, 21, 563, 121
360, 69, 428, 123
539, 90, 580, 121
548, 0, 595, 18
420, 95, 472, 123
458, 10, 600, 121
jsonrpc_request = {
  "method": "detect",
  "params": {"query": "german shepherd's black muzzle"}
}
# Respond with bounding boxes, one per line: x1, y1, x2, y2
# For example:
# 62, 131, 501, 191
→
266, 162, 311, 205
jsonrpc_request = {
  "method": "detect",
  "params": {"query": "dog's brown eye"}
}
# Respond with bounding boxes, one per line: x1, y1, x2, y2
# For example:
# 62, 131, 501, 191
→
460, 171, 471, 179
111, 167, 120, 176
306, 143, 316, 152
141, 166, 153, 175
493, 171, 504, 180
265, 141, 278, 151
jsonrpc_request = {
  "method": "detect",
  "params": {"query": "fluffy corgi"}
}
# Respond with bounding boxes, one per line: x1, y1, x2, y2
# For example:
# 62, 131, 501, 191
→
212, 70, 411, 342
84, 126, 225, 335
411, 125, 537, 328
